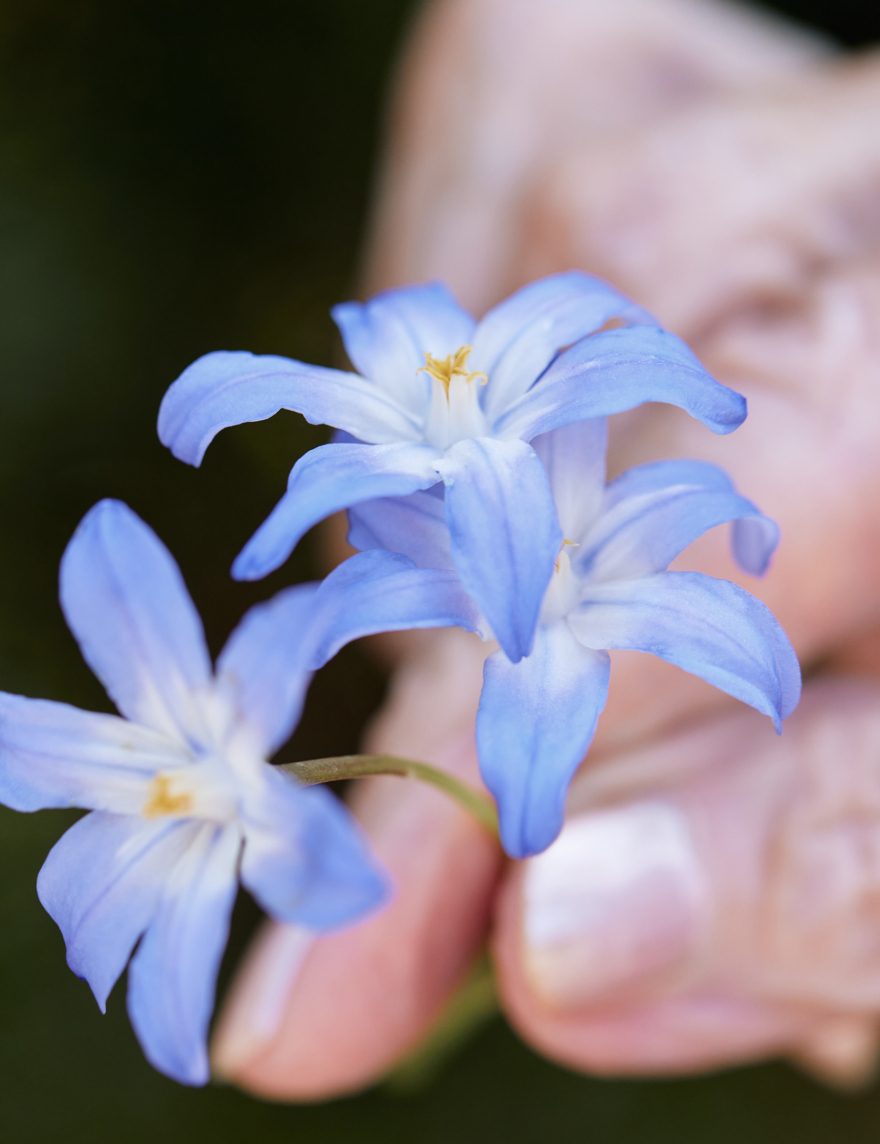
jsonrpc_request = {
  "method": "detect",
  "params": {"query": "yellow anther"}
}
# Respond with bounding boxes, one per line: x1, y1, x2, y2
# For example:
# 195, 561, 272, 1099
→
143, 773, 193, 818
554, 538, 580, 574
418, 345, 487, 398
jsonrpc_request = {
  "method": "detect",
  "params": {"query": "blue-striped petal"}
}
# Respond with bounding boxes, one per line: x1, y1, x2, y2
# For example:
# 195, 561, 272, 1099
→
159, 351, 420, 465
214, 584, 322, 758
582, 483, 778, 582
232, 441, 440, 581
474, 272, 656, 419
240, 767, 387, 930
60, 501, 214, 746
0, 693, 183, 812
477, 623, 610, 857
438, 437, 562, 662
496, 326, 746, 441
530, 419, 608, 543
604, 458, 735, 506
127, 823, 241, 1086
347, 489, 453, 570
570, 572, 801, 730
601, 459, 778, 575
37, 812, 196, 1010
310, 549, 482, 667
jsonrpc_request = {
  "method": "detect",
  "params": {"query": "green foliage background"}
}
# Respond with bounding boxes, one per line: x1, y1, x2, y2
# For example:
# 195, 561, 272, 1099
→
0, 2, 876, 1141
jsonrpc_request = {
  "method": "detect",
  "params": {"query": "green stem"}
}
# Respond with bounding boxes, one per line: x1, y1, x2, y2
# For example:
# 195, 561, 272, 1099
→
280, 754, 498, 835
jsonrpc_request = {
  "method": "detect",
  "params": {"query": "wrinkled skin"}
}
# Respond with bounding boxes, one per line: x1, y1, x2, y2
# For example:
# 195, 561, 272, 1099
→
213, 0, 880, 1097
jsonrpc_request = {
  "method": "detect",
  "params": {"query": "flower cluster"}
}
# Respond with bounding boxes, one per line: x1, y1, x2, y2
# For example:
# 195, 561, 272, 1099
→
0, 272, 799, 1084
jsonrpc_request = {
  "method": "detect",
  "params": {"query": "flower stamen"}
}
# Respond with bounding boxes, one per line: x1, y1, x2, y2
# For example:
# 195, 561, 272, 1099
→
418, 346, 487, 399
554, 538, 580, 574
143, 772, 194, 818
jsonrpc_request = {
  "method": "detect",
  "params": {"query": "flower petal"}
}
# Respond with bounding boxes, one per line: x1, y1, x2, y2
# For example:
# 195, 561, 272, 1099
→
530, 419, 608, 543
232, 442, 440, 581
214, 584, 322, 759
496, 326, 747, 441
477, 623, 610, 858
438, 437, 562, 662
347, 489, 453, 570
0, 693, 185, 812
604, 458, 735, 506
332, 282, 476, 412
60, 501, 214, 746
570, 572, 801, 729
309, 549, 483, 666
37, 812, 196, 1010
127, 823, 241, 1086
605, 459, 779, 576
241, 766, 387, 929
159, 351, 420, 465
582, 478, 779, 582
473, 271, 656, 419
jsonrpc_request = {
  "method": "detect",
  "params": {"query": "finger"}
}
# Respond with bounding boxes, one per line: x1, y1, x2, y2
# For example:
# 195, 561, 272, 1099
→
493, 674, 880, 1075
793, 1015, 880, 1089
519, 52, 880, 336
213, 631, 502, 1099
576, 240, 880, 756
825, 623, 880, 678
363, 0, 824, 308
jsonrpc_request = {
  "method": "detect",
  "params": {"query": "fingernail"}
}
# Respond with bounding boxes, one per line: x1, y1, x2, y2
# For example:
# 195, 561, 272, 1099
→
523, 801, 707, 1009
212, 924, 313, 1079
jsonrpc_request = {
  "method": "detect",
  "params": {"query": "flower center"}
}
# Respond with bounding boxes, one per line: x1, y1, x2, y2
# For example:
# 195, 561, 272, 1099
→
542, 539, 583, 623
418, 346, 487, 399
554, 537, 580, 574
143, 772, 194, 818
420, 345, 490, 448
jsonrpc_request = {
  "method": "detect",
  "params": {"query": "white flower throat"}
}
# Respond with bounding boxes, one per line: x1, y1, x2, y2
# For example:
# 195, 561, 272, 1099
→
419, 345, 490, 449
542, 540, 582, 624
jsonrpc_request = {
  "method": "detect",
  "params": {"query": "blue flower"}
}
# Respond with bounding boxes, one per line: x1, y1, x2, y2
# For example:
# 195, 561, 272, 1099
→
159, 273, 747, 661
0, 501, 479, 1084
350, 419, 801, 858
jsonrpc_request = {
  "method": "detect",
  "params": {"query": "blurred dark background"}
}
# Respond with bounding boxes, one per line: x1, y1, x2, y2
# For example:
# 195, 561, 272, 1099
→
0, 2, 877, 1141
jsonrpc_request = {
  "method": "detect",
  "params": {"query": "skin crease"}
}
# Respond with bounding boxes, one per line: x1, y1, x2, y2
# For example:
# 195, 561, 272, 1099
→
212, 0, 880, 1098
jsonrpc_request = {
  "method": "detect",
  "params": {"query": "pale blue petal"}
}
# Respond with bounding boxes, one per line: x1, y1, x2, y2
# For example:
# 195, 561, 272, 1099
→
332, 283, 475, 412
232, 441, 440, 581
473, 272, 656, 418
602, 459, 776, 573
605, 459, 735, 506
347, 489, 453, 570
530, 420, 608, 543
582, 484, 779, 582
37, 813, 196, 1010
570, 572, 801, 729
60, 501, 214, 746
496, 327, 747, 440
439, 438, 562, 662
241, 766, 387, 929
309, 549, 483, 666
159, 351, 420, 465
127, 823, 241, 1086
0, 693, 184, 812
477, 623, 610, 858
214, 584, 322, 758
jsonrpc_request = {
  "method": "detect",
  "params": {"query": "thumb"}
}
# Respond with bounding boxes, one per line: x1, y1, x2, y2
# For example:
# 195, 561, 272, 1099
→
212, 631, 502, 1099
518, 52, 880, 336
492, 675, 880, 1080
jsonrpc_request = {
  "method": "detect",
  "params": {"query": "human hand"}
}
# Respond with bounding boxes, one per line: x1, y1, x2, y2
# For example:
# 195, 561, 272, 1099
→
213, 0, 880, 1095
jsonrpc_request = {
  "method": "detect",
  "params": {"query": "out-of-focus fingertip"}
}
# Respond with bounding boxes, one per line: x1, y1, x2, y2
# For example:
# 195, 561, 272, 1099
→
495, 802, 706, 1015
211, 924, 316, 1090
793, 1017, 880, 1091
